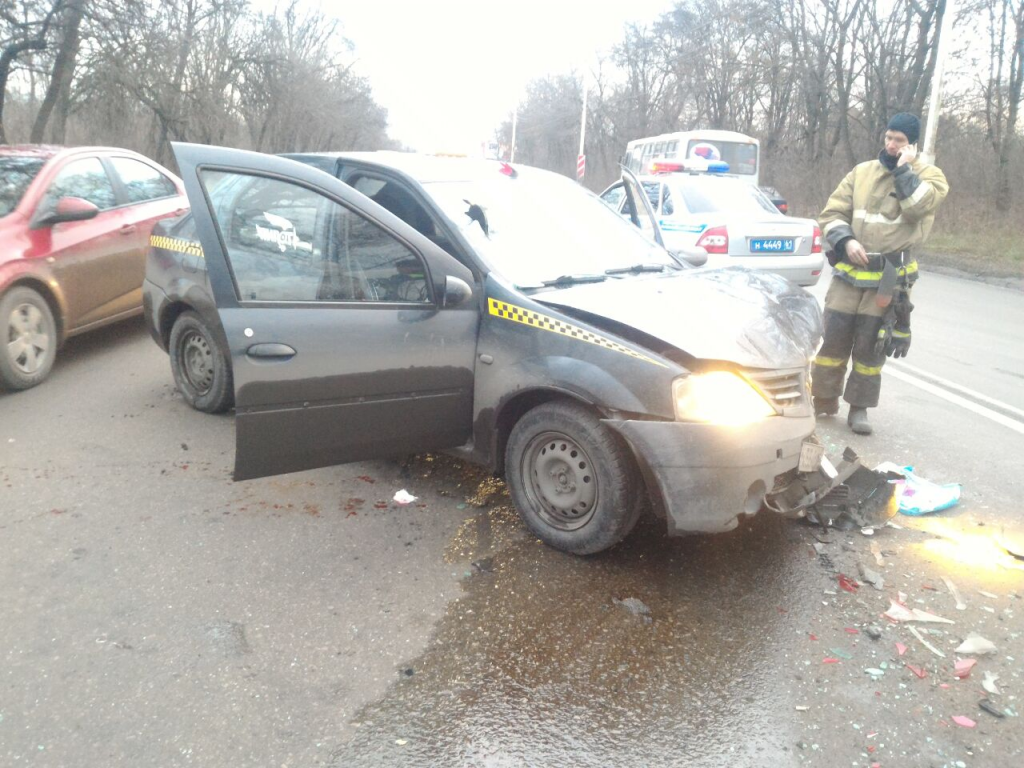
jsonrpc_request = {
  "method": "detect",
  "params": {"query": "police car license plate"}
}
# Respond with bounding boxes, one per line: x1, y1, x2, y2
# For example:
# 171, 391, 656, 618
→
750, 238, 795, 253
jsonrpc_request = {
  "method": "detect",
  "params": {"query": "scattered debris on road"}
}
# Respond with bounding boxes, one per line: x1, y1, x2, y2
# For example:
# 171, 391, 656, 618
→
393, 489, 418, 505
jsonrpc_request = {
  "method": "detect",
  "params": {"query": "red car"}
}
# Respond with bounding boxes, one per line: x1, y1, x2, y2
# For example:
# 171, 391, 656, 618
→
0, 145, 187, 390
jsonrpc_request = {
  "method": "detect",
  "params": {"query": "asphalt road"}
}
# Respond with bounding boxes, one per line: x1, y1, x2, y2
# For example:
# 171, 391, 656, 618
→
2, 269, 1022, 767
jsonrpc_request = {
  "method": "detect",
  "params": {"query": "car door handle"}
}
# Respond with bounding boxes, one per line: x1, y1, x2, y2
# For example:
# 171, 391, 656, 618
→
246, 343, 296, 359
119, 224, 137, 235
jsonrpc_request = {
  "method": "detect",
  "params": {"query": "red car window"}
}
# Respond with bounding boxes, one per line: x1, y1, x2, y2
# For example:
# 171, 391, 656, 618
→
109, 157, 178, 203
43, 157, 117, 211
1, 156, 46, 215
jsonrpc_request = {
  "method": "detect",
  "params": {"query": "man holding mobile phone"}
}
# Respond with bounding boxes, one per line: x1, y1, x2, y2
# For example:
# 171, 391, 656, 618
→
812, 113, 949, 435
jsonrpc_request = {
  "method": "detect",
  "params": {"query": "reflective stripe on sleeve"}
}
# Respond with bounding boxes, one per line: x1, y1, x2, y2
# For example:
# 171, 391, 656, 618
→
823, 219, 851, 235
909, 181, 933, 205
893, 330, 911, 338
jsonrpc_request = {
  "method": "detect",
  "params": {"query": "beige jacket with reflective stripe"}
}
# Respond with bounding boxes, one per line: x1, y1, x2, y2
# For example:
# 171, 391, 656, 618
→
819, 158, 949, 257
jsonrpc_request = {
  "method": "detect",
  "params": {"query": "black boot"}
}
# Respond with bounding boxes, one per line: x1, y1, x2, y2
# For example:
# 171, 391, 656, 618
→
814, 396, 839, 417
848, 406, 872, 435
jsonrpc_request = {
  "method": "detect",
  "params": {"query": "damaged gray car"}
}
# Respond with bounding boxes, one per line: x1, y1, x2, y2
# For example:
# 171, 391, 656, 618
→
144, 144, 823, 554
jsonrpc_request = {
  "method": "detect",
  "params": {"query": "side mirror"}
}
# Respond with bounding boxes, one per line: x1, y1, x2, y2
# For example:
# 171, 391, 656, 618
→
443, 275, 473, 308
32, 196, 100, 228
672, 246, 708, 268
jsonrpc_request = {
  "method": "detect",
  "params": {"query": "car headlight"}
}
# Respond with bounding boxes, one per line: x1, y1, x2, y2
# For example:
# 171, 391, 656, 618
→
673, 371, 776, 425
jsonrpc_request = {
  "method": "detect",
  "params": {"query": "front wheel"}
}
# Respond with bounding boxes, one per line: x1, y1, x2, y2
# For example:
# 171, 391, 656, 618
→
169, 311, 233, 413
0, 286, 58, 391
505, 400, 643, 555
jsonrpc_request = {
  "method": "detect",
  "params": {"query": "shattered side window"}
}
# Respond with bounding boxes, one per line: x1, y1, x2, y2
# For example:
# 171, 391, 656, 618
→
199, 170, 430, 304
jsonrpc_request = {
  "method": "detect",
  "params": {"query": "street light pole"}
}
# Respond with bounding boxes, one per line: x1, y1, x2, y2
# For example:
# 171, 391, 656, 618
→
922, 0, 956, 164
510, 108, 517, 163
578, 71, 588, 183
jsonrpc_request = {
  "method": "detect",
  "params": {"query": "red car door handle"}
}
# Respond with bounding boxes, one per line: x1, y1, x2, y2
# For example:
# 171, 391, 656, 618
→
119, 224, 137, 235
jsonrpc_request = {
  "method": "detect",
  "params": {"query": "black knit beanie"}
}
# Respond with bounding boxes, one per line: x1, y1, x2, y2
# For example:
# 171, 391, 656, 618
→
887, 113, 920, 144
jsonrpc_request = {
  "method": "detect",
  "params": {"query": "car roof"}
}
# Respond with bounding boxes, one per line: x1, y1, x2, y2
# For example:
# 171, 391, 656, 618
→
0, 144, 63, 159
0, 144, 171, 163
285, 151, 526, 184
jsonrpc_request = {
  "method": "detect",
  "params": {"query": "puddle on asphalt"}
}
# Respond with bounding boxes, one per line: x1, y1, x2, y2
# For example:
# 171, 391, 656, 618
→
330, 458, 817, 766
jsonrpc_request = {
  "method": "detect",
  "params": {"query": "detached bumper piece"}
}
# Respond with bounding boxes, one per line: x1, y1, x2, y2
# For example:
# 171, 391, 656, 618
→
765, 446, 903, 529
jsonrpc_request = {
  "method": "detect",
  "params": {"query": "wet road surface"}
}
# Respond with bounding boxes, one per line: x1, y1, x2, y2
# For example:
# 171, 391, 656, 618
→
2, 314, 1023, 767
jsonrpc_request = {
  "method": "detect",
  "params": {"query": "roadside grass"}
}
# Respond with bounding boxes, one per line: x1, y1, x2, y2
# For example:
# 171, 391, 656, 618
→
919, 225, 1023, 278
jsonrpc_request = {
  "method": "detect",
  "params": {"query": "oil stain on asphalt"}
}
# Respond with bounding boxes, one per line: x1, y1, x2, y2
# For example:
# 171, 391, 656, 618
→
330, 459, 813, 766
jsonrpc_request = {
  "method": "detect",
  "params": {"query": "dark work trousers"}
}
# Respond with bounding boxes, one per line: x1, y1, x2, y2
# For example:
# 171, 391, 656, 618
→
812, 278, 890, 408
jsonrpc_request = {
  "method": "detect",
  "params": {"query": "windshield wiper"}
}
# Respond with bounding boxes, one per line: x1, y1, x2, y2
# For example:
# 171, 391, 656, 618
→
604, 263, 671, 275
540, 274, 608, 287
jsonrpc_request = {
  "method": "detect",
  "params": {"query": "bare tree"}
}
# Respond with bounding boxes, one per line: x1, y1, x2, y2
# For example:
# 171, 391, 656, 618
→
29, 0, 84, 142
0, 0, 63, 143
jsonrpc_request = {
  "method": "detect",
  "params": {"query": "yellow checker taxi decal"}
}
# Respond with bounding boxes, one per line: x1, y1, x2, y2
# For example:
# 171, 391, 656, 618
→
150, 235, 204, 258
488, 298, 666, 368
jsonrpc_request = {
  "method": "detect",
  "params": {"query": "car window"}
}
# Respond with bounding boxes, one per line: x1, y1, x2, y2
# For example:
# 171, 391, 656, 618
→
43, 157, 117, 211
109, 157, 178, 203
640, 181, 660, 209
662, 186, 674, 216
200, 171, 430, 304
0, 156, 46, 216
600, 185, 625, 210
685, 140, 758, 176
670, 179, 780, 216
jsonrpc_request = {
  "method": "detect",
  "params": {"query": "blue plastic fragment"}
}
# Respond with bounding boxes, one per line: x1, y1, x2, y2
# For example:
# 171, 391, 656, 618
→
874, 463, 961, 516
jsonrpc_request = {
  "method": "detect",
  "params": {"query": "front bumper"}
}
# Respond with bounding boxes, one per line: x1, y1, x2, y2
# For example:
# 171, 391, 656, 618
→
606, 415, 815, 535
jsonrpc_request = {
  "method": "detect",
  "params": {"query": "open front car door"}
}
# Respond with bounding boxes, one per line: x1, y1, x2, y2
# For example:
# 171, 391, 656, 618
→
172, 143, 479, 480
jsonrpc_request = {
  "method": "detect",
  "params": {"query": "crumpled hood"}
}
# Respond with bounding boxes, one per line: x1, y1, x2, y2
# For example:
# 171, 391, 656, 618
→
537, 267, 822, 369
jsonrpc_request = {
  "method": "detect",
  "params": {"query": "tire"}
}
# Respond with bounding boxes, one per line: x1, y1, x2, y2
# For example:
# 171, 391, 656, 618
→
505, 400, 643, 555
169, 310, 233, 413
0, 286, 58, 391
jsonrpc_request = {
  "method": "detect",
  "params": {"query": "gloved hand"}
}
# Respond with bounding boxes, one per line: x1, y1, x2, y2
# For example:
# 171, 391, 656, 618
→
885, 291, 914, 358
886, 329, 911, 358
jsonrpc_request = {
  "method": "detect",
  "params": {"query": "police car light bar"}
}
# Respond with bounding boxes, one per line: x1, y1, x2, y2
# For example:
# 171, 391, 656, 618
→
650, 159, 730, 175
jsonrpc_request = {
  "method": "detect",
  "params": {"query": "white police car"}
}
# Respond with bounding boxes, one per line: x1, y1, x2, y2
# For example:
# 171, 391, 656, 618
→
600, 161, 825, 286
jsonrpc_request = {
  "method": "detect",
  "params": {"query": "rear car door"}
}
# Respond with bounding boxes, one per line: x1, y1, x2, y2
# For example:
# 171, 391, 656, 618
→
37, 156, 135, 329
104, 155, 187, 305
173, 143, 479, 481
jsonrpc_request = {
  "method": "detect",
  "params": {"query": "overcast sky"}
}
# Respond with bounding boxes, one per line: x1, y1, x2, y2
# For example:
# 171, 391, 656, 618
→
317, 0, 676, 153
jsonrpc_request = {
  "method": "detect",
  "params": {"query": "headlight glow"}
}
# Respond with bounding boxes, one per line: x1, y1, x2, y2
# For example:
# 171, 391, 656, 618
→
673, 371, 776, 425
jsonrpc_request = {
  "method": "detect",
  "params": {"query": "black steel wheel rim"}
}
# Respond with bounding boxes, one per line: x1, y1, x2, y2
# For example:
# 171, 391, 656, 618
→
520, 430, 598, 531
180, 330, 214, 395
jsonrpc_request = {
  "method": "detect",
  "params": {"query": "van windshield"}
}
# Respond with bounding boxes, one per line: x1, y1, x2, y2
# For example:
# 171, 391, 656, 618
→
425, 168, 675, 288
0, 156, 46, 216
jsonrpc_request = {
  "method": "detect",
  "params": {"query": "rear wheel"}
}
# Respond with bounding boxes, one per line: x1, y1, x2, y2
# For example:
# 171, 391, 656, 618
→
505, 400, 643, 555
0, 286, 57, 391
169, 311, 233, 413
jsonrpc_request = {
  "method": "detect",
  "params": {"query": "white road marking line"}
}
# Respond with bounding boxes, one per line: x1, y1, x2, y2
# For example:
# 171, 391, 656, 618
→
884, 366, 1024, 436
889, 361, 1024, 420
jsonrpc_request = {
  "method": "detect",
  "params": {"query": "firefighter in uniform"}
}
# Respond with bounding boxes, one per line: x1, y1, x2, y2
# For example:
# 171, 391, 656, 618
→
813, 113, 949, 435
